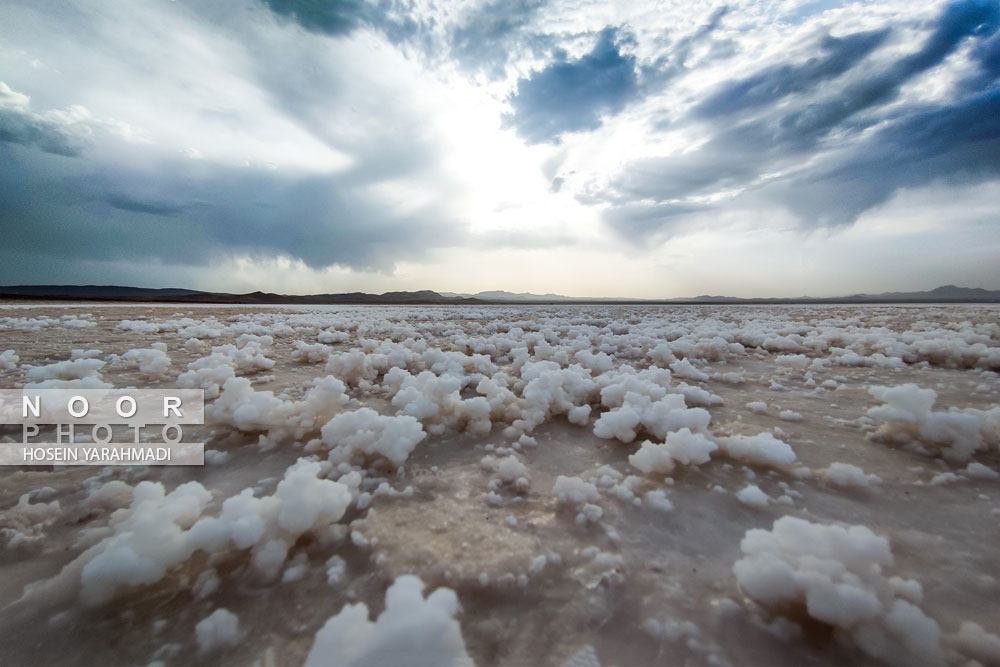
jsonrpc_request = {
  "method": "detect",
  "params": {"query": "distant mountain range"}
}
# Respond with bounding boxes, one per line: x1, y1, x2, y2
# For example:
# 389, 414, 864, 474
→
439, 290, 583, 301
1, 284, 998, 304
0, 285, 475, 305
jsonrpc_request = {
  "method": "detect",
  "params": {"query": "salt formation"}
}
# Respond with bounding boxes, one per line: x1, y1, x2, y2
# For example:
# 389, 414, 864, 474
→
21, 459, 354, 607
734, 517, 941, 666
594, 393, 711, 443
23, 357, 111, 388
75, 480, 214, 605
954, 622, 1000, 665
717, 432, 797, 466
177, 340, 275, 397
187, 459, 355, 579
320, 408, 426, 466
303, 575, 474, 667
0, 492, 61, 550
552, 476, 600, 505
0, 349, 19, 370
209, 375, 350, 437
195, 609, 240, 653
386, 369, 492, 435
119, 343, 172, 377
867, 384, 1000, 461
553, 475, 603, 523
735, 484, 770, 508
0, 302, 997, 667
628, 427, 717, 475
292, 341, 333, 364
822, 462, 882, 488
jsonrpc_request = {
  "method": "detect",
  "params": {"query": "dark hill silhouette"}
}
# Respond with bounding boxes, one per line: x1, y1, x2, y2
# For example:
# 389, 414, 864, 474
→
1, 284, 998, 304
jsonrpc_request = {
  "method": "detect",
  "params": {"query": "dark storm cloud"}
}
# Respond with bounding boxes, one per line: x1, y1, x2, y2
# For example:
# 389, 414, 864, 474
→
102, 193, 188, 217
960, 30, 1000, 92
505, 27, 640, 144
262, 0, 366, 35
0, 0, 474, 287
597, 0, 1000, 240
260, 0, 422, 43
693, 29, 889, 118
0, 100, 85, 157
602, 154, 756, 204
771, 0, 998, 148
768, 86, 1000, 226
0, 140, 457, 282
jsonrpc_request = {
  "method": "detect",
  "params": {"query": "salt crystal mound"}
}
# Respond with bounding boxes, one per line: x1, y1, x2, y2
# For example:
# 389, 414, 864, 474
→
19, 459, 354, 607
552, 475, 600, 505
386, 369, 491, 435
118, 344, 171, 377
209, 375, 350, 438
733, 516, 942, 667
0, 492, 62, 551
823, 462, 881, 488
0, 314, 96, 330
292, 340, 333, 364
321, 408, 427, 467
177, 339, 275, 398
195, 608, 240, 653
954, 621, 1000, 665
717, 432, 797, 466
629, 427, 717, 475
0, 349, 19, 370
23, 357, 112, 389
736, 484, 770, 508
867, 384, 1000, 462
594, 392, 711, 443
303, 574, 474, 667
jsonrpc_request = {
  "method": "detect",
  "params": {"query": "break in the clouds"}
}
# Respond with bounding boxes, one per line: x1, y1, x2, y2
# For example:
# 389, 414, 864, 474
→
1, 0, 998, 297
505, 27, 641, 143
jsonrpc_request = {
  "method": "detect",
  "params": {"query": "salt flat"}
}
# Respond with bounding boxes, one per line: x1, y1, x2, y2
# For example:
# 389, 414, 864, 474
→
0, 303, 998, 667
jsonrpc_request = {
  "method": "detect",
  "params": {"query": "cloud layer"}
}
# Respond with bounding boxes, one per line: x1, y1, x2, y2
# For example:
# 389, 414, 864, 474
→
1, 0, 998, 295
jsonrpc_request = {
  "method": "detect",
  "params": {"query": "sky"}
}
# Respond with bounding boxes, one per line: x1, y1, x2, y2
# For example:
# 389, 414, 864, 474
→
1, 0, 999, 298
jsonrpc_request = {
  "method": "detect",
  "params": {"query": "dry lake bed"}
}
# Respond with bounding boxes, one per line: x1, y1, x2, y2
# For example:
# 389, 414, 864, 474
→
0, 303, 998, 667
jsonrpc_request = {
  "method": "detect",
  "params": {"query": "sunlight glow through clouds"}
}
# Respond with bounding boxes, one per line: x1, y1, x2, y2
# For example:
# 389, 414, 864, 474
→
1, 0, 998, 295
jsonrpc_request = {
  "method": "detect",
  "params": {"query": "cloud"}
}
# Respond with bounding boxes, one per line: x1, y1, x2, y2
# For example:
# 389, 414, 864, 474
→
599, 153, 756, 205
693, 29, 890, 118
102, 193, 188, 217
0, 140, 458, 278
764, 85, 1000, 226
260, 0, 422, 43
641, 6, 732, 90
0, 82, 89, 156
3, 0, 999, 296
960, 29, 1000, 92
448, 0, 550, 76
593, 0, 1000, 240
261, 0, 367, 36
769, 0, 998, 148
600, 201, 704, 241
505, 27, 640, 143
0, 9, 466, 286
